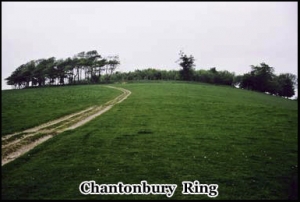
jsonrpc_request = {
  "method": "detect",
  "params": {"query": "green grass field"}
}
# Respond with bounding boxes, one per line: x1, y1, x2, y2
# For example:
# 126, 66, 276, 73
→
1, 85, 121, 136
2, 82, 298, 199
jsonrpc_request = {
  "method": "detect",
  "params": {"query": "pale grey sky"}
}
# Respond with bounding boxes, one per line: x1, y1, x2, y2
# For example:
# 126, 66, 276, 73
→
2, 2, 298, 91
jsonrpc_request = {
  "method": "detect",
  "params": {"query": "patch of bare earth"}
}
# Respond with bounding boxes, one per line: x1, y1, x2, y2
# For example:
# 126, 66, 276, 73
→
2, 86, 131, 166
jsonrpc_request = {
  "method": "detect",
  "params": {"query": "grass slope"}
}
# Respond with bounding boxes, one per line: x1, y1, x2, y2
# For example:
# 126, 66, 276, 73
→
1, 85, 121, 136
2, 82, 298, 199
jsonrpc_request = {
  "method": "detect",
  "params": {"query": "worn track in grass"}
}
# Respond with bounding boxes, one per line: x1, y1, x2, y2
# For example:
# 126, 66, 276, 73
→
2, 86, 131, 166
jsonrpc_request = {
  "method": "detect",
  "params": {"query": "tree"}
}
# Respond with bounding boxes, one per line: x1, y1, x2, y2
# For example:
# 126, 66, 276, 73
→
177, 51, 195, 81
74, 51, 87, 82
55, 59, 67, 85
5, 65, 25, 89
44, 57, 57, 85
84, 50, 102, 83
250, 62, 276, 93
239, 72, 255, 90
217, 70, 235, 86
33, 59, 48, 87
239, 62, 277, 93
6, 50, 119, 87
18, 62, 34, 88
277, 73, 297, 98
238, 63, 297, 98
233, 75, 243, 87
107, 56, 120, 75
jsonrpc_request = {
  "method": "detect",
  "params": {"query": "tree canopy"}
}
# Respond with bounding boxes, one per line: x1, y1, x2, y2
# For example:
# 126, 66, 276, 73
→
5, 50, 297, 99
237, 63, 297, 98
5, 50, 120, 88
177, 51, 195, 81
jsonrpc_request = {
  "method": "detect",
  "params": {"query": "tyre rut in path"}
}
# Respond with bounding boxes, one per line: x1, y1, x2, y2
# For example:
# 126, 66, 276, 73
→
2, 86, 131, 166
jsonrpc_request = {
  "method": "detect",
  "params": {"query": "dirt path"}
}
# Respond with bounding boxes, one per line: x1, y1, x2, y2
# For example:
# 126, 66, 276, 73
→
2, 85, 131, 166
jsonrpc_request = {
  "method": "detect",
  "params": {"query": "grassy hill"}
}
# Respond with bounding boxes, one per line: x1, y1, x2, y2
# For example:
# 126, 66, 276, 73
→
2, 82, 298, 199
1, 85, 121, 136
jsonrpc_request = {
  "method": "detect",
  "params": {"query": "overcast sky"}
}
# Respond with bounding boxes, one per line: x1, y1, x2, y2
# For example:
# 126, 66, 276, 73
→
2, 2, 298, 91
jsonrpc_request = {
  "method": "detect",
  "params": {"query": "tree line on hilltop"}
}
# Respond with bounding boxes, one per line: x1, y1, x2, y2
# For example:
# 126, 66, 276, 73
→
5, 50, 297, 98
5, 50, 120, 88
176, 51, 297, 98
